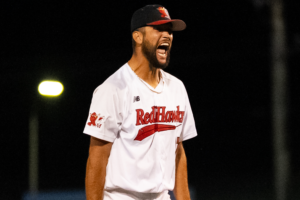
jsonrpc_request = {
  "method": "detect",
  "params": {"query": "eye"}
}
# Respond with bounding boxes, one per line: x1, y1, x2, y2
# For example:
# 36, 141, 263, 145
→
152, 25, 160, 30
152, 25, 173, 34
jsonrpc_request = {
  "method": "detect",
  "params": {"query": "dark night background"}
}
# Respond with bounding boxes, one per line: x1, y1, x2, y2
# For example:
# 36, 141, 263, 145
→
1, 0, 300, 199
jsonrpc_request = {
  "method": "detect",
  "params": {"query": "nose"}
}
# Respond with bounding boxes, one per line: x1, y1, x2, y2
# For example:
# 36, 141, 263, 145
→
162, 30, 173, 39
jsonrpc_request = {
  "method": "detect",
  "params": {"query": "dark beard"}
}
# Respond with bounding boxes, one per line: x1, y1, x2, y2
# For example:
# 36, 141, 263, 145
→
141, 38, 170, 70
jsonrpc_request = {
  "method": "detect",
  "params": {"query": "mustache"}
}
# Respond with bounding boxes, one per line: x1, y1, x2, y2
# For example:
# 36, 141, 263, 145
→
141, 38, 171, 70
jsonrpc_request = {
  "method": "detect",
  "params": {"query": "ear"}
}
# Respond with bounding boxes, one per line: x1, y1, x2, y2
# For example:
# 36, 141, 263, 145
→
132, 31, 143, 45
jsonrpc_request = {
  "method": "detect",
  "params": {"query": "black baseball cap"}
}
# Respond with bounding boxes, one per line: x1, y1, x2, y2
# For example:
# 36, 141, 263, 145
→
131, 5, 186, 32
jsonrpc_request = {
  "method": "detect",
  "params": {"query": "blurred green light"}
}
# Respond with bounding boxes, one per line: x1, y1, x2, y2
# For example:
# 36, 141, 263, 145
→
38, 81, 64, 97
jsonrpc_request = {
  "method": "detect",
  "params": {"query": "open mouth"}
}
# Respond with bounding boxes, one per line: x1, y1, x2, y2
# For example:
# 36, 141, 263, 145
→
157, 43, 170, 57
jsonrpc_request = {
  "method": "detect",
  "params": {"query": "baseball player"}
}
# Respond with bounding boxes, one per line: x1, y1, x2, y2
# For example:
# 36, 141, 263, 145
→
84, 5, 197, 200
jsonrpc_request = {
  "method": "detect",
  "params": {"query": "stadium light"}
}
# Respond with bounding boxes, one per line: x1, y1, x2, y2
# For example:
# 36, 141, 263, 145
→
38, 81, 64, 97
29, 80, 64, 198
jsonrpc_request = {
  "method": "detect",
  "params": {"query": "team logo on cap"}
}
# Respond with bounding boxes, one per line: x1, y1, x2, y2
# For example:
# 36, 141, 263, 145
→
87, 112, 105, 128
157, 7, 170, 19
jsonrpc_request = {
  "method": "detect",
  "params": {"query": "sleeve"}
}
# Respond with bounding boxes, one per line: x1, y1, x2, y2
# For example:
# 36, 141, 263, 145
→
178, 85, 198, 142
83, 84, 122, 142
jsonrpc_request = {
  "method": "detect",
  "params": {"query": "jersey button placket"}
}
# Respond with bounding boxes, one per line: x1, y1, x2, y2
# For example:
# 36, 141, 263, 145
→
154, 92, 166, 184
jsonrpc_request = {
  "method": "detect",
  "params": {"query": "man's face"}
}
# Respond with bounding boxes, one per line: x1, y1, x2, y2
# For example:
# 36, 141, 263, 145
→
141, 23, 173, 69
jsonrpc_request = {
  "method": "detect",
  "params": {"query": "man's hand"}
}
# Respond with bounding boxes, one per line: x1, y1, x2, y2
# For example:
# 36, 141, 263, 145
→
174, 142, 191, 200
85, 137, 112, 200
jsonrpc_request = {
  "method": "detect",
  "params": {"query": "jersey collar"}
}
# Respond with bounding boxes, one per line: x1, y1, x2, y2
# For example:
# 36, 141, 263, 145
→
126, 63, 165, 93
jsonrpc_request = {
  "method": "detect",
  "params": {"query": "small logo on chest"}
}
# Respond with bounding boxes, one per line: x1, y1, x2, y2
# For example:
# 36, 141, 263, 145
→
133, 96, 140, 102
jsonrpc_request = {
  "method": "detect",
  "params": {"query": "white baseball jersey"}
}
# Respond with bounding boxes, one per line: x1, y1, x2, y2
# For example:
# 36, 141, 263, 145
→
83, 63, 197, 193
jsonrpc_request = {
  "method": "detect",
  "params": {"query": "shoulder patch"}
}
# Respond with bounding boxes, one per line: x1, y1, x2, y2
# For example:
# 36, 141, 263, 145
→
87, 112, 105, 128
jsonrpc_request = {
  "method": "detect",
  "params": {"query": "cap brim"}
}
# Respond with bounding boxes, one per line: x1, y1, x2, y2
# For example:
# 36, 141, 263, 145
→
147, 19, 186, 31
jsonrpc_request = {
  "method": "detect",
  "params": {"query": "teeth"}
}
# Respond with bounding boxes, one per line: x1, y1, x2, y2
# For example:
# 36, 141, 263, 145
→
160, 43, 169, 46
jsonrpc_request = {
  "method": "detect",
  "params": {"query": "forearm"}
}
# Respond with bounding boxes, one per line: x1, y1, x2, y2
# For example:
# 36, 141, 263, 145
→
174, 143, 191, 200
85, 156, 107, 200
85, 137, 112, 200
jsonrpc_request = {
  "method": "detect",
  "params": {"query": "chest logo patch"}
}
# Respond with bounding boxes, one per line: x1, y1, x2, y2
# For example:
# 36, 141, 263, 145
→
135, 106, 184, 141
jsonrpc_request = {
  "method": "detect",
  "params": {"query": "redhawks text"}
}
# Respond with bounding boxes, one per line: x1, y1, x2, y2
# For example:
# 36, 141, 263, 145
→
136, 106, 185, 125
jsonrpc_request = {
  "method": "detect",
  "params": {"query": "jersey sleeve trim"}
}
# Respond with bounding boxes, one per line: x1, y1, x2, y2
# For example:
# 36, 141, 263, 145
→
182, 131, 197, 142
83, 128, 115, 143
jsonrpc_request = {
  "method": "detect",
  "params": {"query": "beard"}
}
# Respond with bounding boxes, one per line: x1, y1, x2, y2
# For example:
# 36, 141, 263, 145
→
141, 38, 171, 70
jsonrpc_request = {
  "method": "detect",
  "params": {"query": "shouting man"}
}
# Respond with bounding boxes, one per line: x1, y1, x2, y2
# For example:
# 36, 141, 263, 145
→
84, 5, 197, 200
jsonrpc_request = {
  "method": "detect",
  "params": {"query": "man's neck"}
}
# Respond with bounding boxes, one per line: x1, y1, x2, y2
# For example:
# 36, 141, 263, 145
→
128, 53, 161, 89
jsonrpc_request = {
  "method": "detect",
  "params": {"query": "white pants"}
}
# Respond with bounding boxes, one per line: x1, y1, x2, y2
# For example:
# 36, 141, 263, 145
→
103, 189, 171, 200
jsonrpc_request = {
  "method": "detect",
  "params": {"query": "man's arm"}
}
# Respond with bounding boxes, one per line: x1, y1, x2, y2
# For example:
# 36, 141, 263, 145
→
85, 136, 112, 200
174, 142, 191, 200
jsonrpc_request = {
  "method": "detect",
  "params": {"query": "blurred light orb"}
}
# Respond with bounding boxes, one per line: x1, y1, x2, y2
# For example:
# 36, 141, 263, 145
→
38, 81, 64, 97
